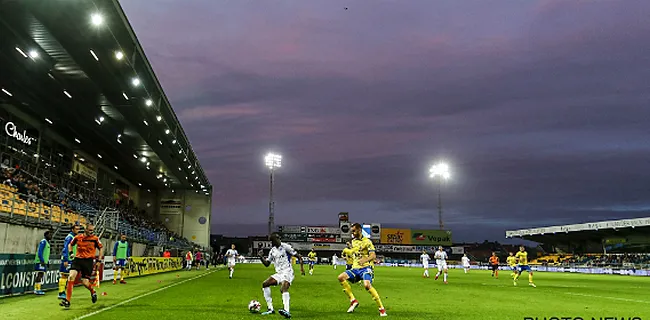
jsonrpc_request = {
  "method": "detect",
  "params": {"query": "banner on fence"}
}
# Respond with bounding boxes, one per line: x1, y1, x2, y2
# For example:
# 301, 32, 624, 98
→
380, 229, 412, 245
0, 254, 61, 296
123, 257, 183, 278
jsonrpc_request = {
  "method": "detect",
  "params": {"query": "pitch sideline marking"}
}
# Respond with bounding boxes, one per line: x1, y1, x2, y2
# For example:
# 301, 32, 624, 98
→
565, 292, 650, 304
75, 269, 219, 319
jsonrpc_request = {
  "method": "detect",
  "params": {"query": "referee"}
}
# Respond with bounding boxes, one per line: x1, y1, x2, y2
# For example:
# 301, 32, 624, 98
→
59, 224, 104, 309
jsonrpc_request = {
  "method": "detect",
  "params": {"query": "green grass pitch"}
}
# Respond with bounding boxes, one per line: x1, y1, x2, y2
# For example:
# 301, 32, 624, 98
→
1, 264, 648, 319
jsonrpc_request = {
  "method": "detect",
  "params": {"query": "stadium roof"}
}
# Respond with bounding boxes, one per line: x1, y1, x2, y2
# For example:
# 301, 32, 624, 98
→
505, 217, 650, 243
0, 0, 210, 194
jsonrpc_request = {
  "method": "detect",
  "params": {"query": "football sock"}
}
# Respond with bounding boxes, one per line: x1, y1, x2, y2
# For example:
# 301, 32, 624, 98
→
443, 273, 448, 282
367, 287, 384, 309
495, 270, 499, 278
528, 274, 533, 283
282, 292, 290, 312
341, 281, 355, 301
58, 273, 68, 294
34, 283, 41, 291
229, 269, 234, 277
66, 279, 74, 301
262, 287, 273, 310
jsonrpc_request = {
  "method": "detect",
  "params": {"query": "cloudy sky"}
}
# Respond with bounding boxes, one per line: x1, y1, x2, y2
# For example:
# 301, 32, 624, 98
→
121, 0, 650, 241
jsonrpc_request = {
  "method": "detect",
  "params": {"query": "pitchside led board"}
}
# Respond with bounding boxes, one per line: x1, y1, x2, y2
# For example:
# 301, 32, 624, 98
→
380, 228, 452, 246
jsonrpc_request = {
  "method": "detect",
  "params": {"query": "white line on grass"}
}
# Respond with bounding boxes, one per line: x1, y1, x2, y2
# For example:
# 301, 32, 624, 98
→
75, 270, 218, 320
565, 292, 650, 304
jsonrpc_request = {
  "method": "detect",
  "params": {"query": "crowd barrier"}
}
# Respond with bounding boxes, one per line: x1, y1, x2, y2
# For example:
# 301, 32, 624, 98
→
0, 254, 182, 297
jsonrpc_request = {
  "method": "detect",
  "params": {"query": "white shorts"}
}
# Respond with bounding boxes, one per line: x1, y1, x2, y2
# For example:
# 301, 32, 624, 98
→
436, 262, 448, 271
271, 272, 294, 285
228, 261, 236, 268
463, 264, 470, 268
423, 263, 429, 269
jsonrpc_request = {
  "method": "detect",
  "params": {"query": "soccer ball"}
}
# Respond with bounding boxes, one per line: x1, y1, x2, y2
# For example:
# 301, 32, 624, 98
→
248, 300, 262, 313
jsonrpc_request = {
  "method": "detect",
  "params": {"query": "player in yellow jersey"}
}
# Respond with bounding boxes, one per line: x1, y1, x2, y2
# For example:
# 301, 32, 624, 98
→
514, 246, 536, 287
506, 252, 518, 278
336, 223, 387, 317
341, 241, 354, 270
307, 249, 317, 275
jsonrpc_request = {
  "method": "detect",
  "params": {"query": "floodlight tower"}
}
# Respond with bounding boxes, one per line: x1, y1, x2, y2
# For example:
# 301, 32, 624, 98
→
429, 162, 451, 230
265, 153, 282, 236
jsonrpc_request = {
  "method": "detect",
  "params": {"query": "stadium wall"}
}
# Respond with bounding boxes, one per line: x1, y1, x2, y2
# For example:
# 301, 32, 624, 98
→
182, 192, 210, 248
0, 222, 50, 254
158, 190, 211, 248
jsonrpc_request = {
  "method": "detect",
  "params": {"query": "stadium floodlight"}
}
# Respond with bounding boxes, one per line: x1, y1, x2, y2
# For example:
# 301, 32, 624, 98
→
44, 118, 52, 124
131, 77, 141, 87
172, 139, 177, 144
114, 165, 118, 170
165, 129, 170, 135
63, 90, 72, 99
143, 120, 149, 126
1, 88, 12, 96
122, 92, 129, 100
90, 13, 104, 26
97, 154, 102, 159
264, 152, 282, 236
429, 162, 451, 230
140, 156, 147, 163
115, 51, 124, 60
28, 50, 39, 59
145, 99, 153, 106
156, 115, 162, 122
74, 138, 81, 144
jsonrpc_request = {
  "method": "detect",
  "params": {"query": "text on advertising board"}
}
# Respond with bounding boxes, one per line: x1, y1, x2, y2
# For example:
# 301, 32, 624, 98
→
410, 230, 452, 246
5, 122, 36, 145
380, 229, 412, 245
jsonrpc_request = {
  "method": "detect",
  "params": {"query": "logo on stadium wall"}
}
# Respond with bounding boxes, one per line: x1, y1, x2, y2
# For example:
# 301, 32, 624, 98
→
4, 122, 36, 146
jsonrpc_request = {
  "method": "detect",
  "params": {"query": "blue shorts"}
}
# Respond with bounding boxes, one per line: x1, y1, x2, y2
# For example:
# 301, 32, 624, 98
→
309, 261, 316, 266
510, 266, 518, 272
35, 263, 47, 272
115, 259, 127, 268
346, 264, 352, 270
59, 261, 72, 273
518, 265, 532, 273
345, 267, 374, 283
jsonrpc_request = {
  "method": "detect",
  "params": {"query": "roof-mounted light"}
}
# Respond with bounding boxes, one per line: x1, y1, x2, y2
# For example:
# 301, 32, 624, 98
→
44, 118, 52, 124
90, 13, 104, 26
1, 88, 12, 96
145, 99, 153, 106
122, 92, 129, 100
90, 50, 99, 61
143, 120, 149, 126
131, 77, 141, 87
115, 51, 124, 60
114, 165, 118, 170
165, 129, 170, 135
63, 90, 72, 99
133, 154, 138, 159
158, 140, 162, 145
15, 47, 28, 58
97, 154, 103, 159
140, 157, 147, 163
172, 139, 177, 144
74, 138, 81, 144
156, 115, 162, 122
28, 50, 38, 59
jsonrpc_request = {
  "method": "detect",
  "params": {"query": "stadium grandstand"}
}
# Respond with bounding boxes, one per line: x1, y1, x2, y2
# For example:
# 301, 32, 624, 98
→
505, 217, 650, 273
0, 0, 212, 271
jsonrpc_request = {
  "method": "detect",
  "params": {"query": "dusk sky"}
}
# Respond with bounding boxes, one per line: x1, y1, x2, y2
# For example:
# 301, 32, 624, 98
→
122, 1, 650, 241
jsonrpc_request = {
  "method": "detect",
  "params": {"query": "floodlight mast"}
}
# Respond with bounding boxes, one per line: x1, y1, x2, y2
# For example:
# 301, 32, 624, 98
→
265, 153, 282, 237
429, 162, 451, 230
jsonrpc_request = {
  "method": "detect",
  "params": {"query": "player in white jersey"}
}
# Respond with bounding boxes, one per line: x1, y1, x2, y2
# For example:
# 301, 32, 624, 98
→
461, 254, 471, 273
332, 254, 339, 270
259, 233, 305, 318
225, 244, 239, 279
420, 250, 431, 278
433, 246, 449, 284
